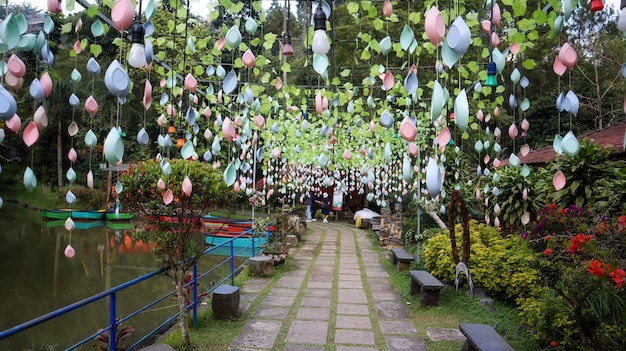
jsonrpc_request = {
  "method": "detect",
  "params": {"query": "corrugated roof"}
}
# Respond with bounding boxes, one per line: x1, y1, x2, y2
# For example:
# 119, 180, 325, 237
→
501, 121, 626, 166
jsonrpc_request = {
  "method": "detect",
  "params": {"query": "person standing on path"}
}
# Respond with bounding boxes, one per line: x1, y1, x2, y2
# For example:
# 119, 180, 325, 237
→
320, 192, 330, 223
303, 190, 313, 222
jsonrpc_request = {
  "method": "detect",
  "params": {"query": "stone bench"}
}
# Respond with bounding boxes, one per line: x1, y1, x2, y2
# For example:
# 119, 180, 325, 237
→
390, 247, 414, 270
249, 255, 274, 276
459, 323, 515, 351
409, 270, 445, 306
212, 284, 240, 320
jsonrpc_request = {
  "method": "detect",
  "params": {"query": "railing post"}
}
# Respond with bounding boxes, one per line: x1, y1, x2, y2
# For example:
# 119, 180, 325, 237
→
192, 261, 198, 327
230, 240, 235, 286
251, 233, 255, 257
109, 292, 116, 351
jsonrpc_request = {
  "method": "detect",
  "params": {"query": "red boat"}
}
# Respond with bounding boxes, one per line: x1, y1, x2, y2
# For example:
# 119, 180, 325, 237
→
203, 215, 253, 235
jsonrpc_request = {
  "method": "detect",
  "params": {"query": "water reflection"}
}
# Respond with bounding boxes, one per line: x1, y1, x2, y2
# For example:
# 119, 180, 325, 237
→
0, 204, 232, 350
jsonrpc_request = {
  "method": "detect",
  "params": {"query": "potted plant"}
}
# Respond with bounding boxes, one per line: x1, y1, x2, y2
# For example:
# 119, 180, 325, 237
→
255, 213, 290, 266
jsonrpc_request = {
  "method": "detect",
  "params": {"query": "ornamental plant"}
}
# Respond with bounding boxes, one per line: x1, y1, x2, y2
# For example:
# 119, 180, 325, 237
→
422, 220, 537, 301
520, 205, 626, 350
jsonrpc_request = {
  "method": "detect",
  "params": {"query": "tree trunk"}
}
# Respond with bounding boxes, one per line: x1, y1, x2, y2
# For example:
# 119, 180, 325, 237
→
174, 267, 192, 350
57, 118, 63, 188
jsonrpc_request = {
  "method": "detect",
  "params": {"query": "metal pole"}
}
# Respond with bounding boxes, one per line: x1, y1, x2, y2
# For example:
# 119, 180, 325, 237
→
109, 293, 116, 351
230, 241, 235, 286
192, 262, 198, 326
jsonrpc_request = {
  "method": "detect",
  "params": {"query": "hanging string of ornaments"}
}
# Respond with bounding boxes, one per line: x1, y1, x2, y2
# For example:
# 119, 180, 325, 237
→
1, 0, 625, 240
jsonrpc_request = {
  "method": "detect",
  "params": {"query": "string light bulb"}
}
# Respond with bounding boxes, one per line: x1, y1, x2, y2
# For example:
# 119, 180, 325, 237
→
312, 5, 329, 55
128, 22, 147, 68
486, 62, 497, 87
168, 118, 175, 134
176, 128, 185, 148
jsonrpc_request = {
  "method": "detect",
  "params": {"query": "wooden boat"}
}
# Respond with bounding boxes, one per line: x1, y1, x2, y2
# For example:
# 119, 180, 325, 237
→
203, 215, 253, 234
41, 219, 105, 229
41, 209, 106, 220
205, 230, 268, 252
106, 210, 133, 221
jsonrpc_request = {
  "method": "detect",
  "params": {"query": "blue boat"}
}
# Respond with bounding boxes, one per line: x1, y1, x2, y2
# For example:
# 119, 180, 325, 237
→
205, 231, 268, 257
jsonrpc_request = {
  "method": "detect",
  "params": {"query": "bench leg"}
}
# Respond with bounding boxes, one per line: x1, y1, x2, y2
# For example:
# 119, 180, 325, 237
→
410, 278, 419, 296
397, 260, 410, 271
420, 287, 441, 306
460, 340, 474, 351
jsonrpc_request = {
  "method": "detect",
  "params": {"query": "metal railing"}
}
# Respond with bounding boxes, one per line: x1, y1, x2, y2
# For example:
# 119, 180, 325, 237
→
0, 230, 266, 351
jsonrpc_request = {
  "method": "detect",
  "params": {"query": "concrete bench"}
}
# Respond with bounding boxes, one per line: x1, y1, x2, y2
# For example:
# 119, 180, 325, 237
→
249, 255, 274, 276
459, 323, 515, 351
390, 248, 414, 270
409, 270, 445, 306
212, 284, 240, 320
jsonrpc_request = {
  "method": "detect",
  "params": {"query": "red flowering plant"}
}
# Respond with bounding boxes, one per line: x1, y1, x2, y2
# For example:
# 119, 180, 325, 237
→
521, 205, 626, 350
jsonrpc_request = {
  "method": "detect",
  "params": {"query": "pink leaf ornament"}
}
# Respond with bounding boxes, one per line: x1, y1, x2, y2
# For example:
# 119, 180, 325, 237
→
7, 114, 22, 133
111, 0, 134, 31
64, 244, 76, 259
383, 0, 393, 17
184, 73, 197, 92
68, 147, 77, 163
23, 121, 39, 147
143, 80, 152, 110
242, 49, 255, 68
7, 54, 26, 78
163, 189, 174, 205
40, 72, 53, 97
553, 170, 566, 190
399, 116, 417, 142
553, 56, 567, 77
182, 176, 192, 196
85, 95, 99, 115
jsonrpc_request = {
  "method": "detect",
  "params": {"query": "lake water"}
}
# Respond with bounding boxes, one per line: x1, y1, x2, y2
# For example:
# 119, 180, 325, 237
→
0, 204, 231, 351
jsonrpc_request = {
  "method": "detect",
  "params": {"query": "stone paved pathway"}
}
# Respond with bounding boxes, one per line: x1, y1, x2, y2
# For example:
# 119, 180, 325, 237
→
228, 221, 431, 351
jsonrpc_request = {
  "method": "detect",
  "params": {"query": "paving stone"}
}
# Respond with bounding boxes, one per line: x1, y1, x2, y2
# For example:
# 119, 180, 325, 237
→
241, 285, 265, 293
368, 277, 392, 285
369, 283, 395, 291
336, 347, 378, 351
338, 281, 364, 289
286, 321, 328, 345
364, 268, 389, 278
375, 301, 411, 319
284, 345, 325, 351
301, 296, 331, 307
310, 273, 333, 281
385, 336, 428, 351
230, 332, 277, 349
270, 287, 299, 296
253, 307, 289, 319
246, 278, 270, 286
340, 263, 360, 270
339, 268, 361, 275
276, 276, 304, 288
239, 303, 251, 314
338, 288, 368, 303
372, 291, 401, 301
337, 303, 370, 315
426, 327, 466, 342
307, 281, 333, 289
379, 321, 418, 334
313, 266, 334, 275
334, 329, 375, 345
262, 295, 296, 306
297, 306, 330, 320
242, 320, 282, 333
305, 288, 332, 298
240, 294, 257, 303
338, 274, 362, 282
336, 315, 372, 329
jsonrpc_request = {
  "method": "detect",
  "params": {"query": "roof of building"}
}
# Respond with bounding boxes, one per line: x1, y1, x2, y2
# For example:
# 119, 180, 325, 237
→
502, 121, 626, 166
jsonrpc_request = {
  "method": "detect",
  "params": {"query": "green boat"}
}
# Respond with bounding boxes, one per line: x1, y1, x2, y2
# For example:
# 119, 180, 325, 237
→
106, 211, 134, 221
41, 219, 105, 229
105, 220, 135, 230
41, 209, 106, 220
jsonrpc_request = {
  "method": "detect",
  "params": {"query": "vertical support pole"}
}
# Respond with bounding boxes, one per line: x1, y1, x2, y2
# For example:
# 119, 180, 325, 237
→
251, 232, 256, 257
192, 261, 198, 327
230, 241, 235, 286
109, 292, 116, 351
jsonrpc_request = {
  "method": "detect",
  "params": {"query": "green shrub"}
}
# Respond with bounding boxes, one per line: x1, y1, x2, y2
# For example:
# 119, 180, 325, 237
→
422, 220, 538, 301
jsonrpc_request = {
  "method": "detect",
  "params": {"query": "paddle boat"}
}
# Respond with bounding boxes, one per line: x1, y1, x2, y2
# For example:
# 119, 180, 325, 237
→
41, 209, 106, 220
105, 209, 133, 221
41, 219, 105, 229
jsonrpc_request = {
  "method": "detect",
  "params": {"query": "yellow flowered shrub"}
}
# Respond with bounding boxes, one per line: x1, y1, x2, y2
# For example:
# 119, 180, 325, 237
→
422, 220, 538, 301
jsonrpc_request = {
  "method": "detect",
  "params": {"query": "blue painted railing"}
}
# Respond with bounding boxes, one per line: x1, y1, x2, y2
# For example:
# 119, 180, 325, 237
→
0, 230, 266, 351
